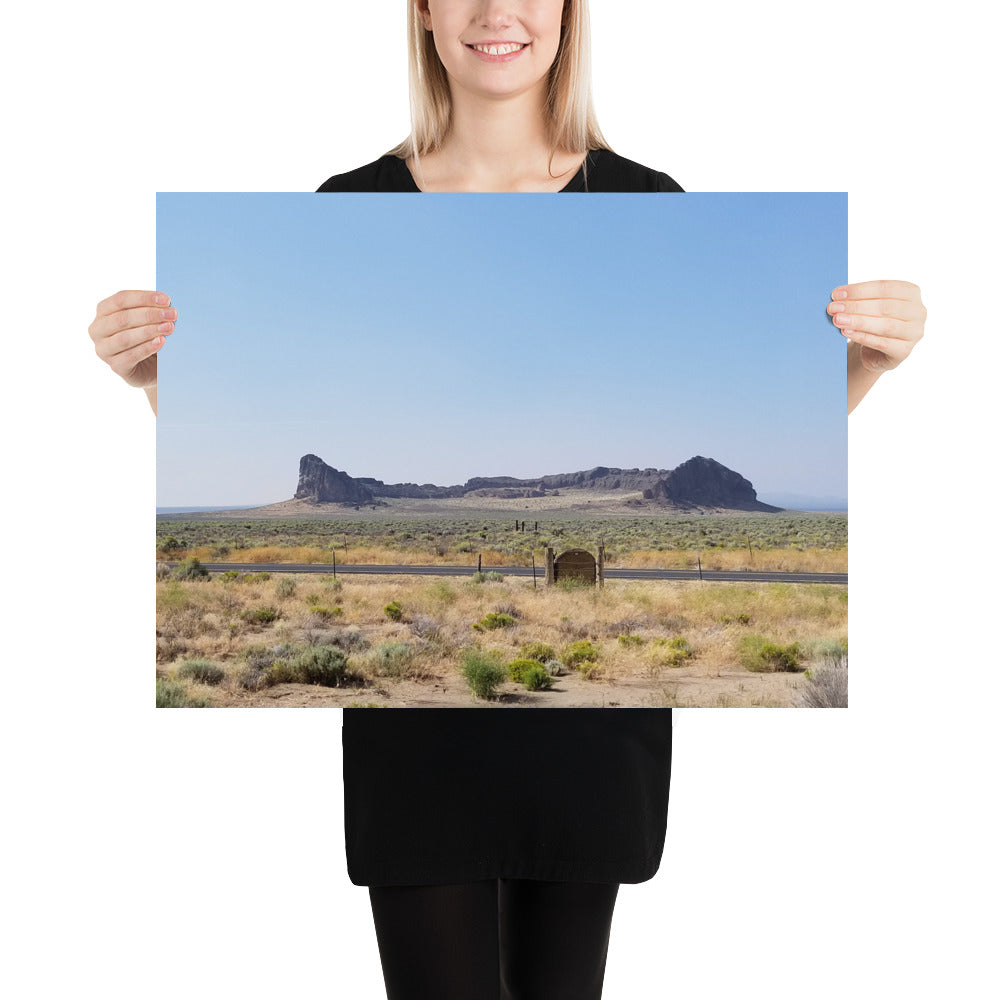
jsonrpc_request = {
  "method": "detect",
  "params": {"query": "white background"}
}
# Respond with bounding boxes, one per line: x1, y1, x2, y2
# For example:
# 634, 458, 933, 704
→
3, 2, 997, 997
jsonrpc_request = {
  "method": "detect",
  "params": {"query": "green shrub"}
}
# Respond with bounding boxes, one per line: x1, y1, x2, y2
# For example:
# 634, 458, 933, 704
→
275, 577, 297, 599
461, 649, 507, 700
578, 662, 602, 681
563, 640, 599, 667
265, 658, 302, 685
521, 641, 556, 663
241, 606, 280, 625
221, 570, 270, 583
309, 604, 343, 621
522, 663, 553, 691
294, 645, 351, 686
155, 678, 208, 708
758, 642, 801, 672
384, 600, 404, 622
176, 659, 225, 686
618, 634, 646, 648
471, 571, 505, 583
507, 658, 544, 683
171, 557, 209, 581
652, 636, 694, 667
371, 643, 414, 678
739, 635, 803, 673
158, 536, 183, 553
473, 612, 517, 632
240, 643, 282, 670
157, 582, 191, 612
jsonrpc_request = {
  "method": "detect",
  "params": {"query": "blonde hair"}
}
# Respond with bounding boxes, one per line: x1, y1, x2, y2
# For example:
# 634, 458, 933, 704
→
389, 0, 610, 160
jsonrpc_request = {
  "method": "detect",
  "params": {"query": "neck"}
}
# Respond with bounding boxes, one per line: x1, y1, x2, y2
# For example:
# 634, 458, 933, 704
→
411, 80, 584, 192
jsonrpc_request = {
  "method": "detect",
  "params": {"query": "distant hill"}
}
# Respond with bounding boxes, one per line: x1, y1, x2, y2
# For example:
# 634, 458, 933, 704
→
292, 454, 783, 513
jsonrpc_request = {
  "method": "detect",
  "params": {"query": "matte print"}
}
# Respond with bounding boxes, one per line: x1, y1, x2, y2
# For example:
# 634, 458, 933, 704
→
156, 193, 847, 708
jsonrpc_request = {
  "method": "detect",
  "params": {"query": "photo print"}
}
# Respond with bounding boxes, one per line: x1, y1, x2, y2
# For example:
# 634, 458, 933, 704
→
157, 192, 847, 708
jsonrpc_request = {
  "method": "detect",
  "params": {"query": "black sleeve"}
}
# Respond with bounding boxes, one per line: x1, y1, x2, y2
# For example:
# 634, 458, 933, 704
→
657, 171, 684, 193
583, 150, 683, 193
316, 159, 383, 192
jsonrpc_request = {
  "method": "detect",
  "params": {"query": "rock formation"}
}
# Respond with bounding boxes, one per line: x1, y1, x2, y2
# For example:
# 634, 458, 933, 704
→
292, 454, 783, 512
294, 454, 375, 505
642, 456, 781, 512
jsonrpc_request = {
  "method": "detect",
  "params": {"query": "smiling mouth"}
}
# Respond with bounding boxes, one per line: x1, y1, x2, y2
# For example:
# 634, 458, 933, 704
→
467, 42, 528, 56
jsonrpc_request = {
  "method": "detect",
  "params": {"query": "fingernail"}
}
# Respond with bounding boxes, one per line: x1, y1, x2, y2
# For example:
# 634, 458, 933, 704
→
828, 302, 845, 314
161, 308, 177, 320
832, 288, 847, 300
154, 293, 168, 305
835, 315, 852, 328
158, 321, 174, 333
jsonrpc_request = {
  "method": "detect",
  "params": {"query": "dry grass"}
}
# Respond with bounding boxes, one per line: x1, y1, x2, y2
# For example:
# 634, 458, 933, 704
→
156, 572, 847, 708
174, 543, 846, 574
619, 547, 846, 574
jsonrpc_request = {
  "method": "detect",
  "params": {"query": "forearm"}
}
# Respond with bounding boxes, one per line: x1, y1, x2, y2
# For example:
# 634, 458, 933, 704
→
846, 341, 882, 415
145, 385, 157, 416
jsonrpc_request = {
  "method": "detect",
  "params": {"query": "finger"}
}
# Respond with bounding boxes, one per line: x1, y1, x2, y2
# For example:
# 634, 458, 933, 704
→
94, 290, 170, 319
831, 279, 921, 303
836, 325, 905, 358
830, 313, 920, 344
90, 305, 177, 343
107, 334, 166, 378
828, 296, 926, 322
95, 321, 174, 361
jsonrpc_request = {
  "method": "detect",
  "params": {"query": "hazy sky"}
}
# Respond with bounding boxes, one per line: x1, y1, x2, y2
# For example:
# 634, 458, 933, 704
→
157, 193, 846, 506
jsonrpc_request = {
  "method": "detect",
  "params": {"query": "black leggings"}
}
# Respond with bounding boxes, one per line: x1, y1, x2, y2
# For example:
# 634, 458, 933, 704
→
368, 879, 620, 1000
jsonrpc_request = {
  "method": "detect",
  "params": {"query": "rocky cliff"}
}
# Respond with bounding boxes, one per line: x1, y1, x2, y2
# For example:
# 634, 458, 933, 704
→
294, 454, 375, 505
293, 454, 782, 511
642, 456, 781, 512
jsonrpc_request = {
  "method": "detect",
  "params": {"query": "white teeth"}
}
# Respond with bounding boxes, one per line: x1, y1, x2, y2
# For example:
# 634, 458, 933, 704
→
472, 43, 526, 56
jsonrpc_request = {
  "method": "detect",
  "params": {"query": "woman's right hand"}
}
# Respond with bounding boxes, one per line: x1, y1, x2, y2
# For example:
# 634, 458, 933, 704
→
89, 290, 175, 390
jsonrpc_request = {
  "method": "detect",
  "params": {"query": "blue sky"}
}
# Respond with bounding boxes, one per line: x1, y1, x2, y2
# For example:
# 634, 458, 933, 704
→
157, 193, 846, 506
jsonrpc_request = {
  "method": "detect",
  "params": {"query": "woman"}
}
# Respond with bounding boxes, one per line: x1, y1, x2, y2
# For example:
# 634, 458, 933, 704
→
90, 3, 924, 997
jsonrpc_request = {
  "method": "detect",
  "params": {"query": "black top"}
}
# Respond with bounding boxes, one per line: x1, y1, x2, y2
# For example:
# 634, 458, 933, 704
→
318, 148, 683, 194
320, 148, 682, 887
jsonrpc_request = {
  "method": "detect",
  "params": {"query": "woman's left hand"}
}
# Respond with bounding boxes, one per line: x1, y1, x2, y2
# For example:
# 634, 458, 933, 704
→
828, 279, 926, 372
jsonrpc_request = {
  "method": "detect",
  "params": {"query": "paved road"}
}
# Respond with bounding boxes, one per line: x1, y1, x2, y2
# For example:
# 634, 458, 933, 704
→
189, 562, 847, 585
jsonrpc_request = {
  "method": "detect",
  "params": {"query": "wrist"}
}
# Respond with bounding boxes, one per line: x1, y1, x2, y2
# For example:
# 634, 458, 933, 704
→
846, 341, 882, 414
